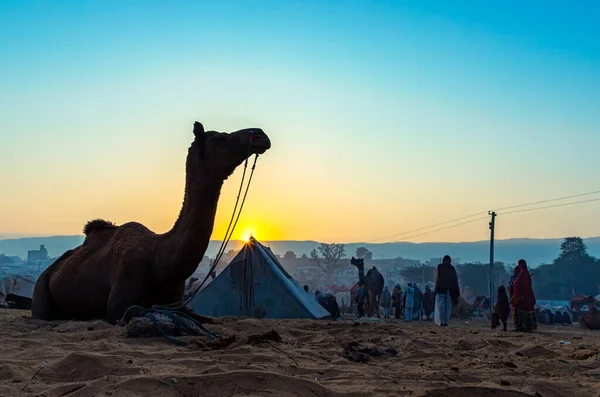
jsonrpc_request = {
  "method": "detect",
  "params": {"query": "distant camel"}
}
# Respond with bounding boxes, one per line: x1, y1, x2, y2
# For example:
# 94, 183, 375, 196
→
31, 122, 271, 323
351, 257, 384, 318
571, 293, 600, 313
454, 295, 487, 319
579, 306, 600, 330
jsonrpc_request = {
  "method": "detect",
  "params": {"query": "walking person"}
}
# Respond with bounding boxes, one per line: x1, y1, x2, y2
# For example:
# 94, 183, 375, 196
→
423, 284, 435, 320
434, 255, 460, 327
510, 259, 536, 332
507, 264, 521, 330
355, 282, 366, 318
491, 285, 510, 331
392, 284, 403, 319
413, 283, 423, 321
404, 282, 415, 322
381, 286, 392, 318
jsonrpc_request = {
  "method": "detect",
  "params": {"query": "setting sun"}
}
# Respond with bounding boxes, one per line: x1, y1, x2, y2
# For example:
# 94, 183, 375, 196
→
230, 220, 282, 243
241, 229, 254, 243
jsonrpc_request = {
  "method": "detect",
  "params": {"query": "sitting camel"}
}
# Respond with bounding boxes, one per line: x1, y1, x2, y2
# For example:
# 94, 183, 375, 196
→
350, 257, 384, 318
453, 295, 487, 319
579, 307, 600, 330
31, 122, 271, 323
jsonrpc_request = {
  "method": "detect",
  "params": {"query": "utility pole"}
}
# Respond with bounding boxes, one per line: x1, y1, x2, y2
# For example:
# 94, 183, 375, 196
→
488, 211, 497, 313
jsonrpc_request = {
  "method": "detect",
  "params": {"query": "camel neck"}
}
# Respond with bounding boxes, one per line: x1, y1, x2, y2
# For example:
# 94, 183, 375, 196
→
157, 170, 224, 281
358, 268, 365, 282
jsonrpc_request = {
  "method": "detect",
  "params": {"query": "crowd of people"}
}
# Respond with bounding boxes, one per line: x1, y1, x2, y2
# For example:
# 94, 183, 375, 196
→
354, 255, 461, 326
309, 255, 541, 333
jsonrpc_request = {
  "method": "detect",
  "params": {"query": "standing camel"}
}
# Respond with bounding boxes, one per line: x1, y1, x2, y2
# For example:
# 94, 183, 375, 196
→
351, 257, 384, 318
31, 122, 271, 323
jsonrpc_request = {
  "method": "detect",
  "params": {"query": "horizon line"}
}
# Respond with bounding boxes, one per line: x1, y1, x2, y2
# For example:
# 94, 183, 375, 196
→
1, 234, 598, 245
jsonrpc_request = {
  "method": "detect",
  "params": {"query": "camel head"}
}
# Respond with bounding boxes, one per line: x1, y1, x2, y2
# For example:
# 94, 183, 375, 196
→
190, 122, 271, 179
350, 257, 365, 272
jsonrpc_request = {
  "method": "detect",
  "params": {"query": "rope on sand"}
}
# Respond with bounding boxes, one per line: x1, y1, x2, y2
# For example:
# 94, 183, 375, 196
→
131, 307, 219, 346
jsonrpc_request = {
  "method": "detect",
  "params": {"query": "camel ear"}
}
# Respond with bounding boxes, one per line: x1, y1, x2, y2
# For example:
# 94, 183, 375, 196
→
193, 122, 205, 139
194, 122, 207, 156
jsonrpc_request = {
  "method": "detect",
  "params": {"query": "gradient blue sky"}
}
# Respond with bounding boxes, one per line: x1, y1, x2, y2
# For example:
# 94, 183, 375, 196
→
1, 1, 599, 242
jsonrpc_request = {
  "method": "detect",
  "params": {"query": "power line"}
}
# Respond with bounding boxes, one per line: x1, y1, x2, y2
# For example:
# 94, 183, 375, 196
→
364, 211, 488, 243
363, 188, 600, 244
494, 189, 600, 212
499, 197, 600, 215
397, 216, 489, 241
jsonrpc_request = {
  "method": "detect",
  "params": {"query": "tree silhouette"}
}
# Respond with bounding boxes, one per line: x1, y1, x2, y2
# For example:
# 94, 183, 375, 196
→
355, 247, 373, 261
316, 243, 346, 277
558, 237, 590, 261
283, 251, 296, 260
456, 262, 509, 296
533, 237, 600, 299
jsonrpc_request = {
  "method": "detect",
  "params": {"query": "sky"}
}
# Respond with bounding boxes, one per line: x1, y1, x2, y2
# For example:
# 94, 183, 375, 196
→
1, 1, 600, 243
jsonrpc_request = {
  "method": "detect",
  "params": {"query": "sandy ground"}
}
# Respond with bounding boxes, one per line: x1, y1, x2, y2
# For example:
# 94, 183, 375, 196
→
1, 309, 599, 397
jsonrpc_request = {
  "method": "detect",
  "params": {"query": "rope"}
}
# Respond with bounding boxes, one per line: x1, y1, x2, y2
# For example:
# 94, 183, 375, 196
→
141, 306, 219, 346
157, 137, 260, 311
184, 154, 258, 306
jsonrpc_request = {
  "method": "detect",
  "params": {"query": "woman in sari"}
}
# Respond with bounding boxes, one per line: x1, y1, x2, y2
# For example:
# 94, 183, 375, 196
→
510, 259, 536, 332
507, 264, 520, 329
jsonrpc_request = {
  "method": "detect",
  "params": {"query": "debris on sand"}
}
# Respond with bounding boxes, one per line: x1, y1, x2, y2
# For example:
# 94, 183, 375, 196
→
247, 330, 283, 345
513, 344, 558, 359
194, 335, 237, 350
342, 341, 398, 363
570, 348, 598, 361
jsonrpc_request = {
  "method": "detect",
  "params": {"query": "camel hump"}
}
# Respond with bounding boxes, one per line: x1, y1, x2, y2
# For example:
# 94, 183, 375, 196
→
83, 219, 117, 235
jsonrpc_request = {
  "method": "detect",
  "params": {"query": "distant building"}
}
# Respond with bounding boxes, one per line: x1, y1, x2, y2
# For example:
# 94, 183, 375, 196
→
27, 245, 48, 263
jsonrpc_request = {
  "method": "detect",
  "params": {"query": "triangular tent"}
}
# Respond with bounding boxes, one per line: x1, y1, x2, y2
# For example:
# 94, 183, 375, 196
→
188, 237, 330, 319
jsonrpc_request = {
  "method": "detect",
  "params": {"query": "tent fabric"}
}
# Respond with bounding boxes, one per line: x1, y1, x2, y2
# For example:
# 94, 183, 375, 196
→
188, 238, 330, 319
0, 275, 35, 301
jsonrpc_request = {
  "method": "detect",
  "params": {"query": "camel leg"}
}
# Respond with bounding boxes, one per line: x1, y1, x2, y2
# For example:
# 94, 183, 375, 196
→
106, 269, 146, 324
31, 265, 71, 320
376, 294, 381, 318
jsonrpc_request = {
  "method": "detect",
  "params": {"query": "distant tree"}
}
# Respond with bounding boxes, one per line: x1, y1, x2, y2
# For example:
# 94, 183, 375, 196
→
532, 263, 570, 300
0, 254, 13, 265
542, 237, 598, 298
355, 247, 373, 261
300, 253, 308, 260
283, 251, 296, 260
400, 265, 436, 286
309, 249, 320, 267
316, 243, 346, 277
456, 262, 509, 297
558, 237, 591, 262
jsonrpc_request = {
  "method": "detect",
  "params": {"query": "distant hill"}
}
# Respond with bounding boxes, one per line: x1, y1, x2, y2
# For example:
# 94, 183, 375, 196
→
2, 235, 600, 266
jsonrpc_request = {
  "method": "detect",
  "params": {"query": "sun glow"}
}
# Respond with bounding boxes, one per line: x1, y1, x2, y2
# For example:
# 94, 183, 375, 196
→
241, 229, 254, 243
229, 221, 281, 243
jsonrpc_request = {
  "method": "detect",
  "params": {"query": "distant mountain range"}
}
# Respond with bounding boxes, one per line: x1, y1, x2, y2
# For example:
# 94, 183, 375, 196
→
2, 235, 600, 266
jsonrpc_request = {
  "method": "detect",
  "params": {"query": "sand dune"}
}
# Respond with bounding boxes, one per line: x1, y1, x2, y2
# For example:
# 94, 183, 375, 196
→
1, 309, 599, 396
